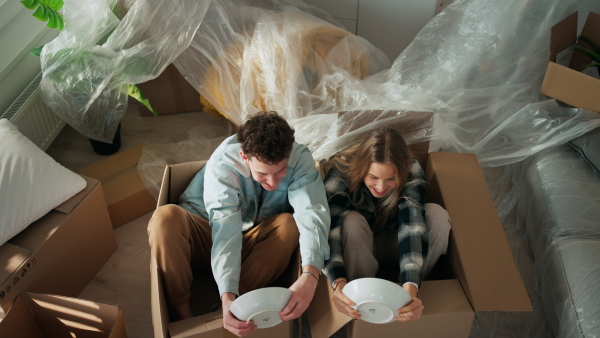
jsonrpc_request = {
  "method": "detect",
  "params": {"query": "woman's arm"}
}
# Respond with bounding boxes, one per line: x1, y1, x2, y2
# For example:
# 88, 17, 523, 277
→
322, 168, 352, 287
396, 158, 428, 287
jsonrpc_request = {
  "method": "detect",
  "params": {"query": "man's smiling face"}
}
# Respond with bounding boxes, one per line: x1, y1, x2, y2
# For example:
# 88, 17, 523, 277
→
241, 152, 288, 191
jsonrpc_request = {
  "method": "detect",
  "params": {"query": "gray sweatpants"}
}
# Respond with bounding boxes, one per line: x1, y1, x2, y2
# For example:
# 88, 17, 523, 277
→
341, 203, 451, 281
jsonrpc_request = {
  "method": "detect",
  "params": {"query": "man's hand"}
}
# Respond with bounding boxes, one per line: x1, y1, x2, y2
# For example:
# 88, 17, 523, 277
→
222, 292, 257, 337
280, 265, 319, 321
395, 283, 424, 322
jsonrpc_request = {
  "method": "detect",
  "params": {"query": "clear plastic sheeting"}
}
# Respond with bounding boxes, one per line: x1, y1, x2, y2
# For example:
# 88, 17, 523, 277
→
39, 0, 211, 142
39, 0, 600, 336
137, 120, 236, 199
174, 0, 392, 126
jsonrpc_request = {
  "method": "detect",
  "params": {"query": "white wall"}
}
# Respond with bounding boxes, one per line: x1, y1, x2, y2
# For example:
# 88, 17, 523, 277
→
357, 0, 437, 61
0, 1, 58, 115
304, 0, 439, 61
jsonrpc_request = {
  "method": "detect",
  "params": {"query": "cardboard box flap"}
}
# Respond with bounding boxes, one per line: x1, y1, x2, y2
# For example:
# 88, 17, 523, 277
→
549, 12, 577, 61
79, 144, 144, 182
308, 274, 353, 338
168, 161, 207, 203
308, 278, 473, 338
542, 11, 600, 113
0, 292, 46, 336
0, 243, 31, 286
30, 294, 122, 334
336, 110, 434, 138
425, 152, 532, 312
54, 176, 97, 214
0, 292, 126, 338
151, 253, 170, 338
417, 280, 472, 315
168, 310, 225, 337
541, 62, 600, 111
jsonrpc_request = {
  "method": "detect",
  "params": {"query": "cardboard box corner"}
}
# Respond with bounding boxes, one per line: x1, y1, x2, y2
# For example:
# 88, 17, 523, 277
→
0, 177, 116, 314
540, 11, 600, 113
79, 144, 156, 228
0, 292, 127, 338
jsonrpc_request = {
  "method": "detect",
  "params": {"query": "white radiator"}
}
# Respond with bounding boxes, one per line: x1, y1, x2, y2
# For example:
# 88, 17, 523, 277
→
1, 73, 65, 151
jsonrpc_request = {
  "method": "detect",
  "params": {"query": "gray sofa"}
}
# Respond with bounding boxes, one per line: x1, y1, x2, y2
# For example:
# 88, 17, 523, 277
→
517, 127, 600, 337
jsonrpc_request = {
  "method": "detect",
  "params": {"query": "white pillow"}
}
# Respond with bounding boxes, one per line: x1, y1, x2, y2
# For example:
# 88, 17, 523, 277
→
0, 118, 87, 247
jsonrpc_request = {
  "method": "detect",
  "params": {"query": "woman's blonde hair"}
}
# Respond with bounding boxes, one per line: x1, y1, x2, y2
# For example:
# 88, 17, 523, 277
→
327, 127, 412, 231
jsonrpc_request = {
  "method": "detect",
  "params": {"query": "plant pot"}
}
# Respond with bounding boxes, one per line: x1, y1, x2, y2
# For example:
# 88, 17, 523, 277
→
89, 122, 122, 156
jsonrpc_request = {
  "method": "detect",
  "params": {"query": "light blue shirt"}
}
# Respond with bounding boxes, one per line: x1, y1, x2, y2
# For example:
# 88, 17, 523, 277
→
179, 135, 330, 296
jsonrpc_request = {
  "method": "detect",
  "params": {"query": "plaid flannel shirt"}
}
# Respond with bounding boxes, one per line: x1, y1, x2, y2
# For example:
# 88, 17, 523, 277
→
322, 157, 429, 287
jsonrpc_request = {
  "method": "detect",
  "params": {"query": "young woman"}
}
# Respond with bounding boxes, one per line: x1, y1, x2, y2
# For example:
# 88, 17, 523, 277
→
321, 127, 451, 322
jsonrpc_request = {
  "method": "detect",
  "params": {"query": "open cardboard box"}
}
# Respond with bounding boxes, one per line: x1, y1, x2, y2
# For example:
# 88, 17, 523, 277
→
137, 64, 204, 116
0, 176, 117, 315
0, 292, 127, 337
308, 151, 533, 337
79, 144, 156, 229
541, 11, 600, 113
150, 161, 301, 338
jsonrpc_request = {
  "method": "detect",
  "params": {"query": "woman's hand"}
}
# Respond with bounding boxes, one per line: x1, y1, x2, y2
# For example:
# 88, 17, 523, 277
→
331, 279, 361, 320
222, 292, 257, 337
395, 283, 424, 322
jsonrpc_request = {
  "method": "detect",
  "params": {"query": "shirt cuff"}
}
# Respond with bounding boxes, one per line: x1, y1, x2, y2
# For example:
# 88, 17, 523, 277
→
402, 282, 419, 290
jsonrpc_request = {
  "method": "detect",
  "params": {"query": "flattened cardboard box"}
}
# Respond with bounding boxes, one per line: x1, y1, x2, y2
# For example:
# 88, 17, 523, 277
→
308, 152, 532, 338
0, 176, 117, 314
150, 161, 300, 338
79, 144, 156, 228
0, 292, 127, 338
541, 12, 600, 113
137, 64, 204, 116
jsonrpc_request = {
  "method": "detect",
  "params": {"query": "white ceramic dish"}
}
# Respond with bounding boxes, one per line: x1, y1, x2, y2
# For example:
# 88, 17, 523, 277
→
229, 287, 292, 328
343, 277, 412, 324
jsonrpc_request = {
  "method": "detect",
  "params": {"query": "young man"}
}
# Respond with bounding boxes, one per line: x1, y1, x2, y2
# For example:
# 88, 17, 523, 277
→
147, 111, 330, 337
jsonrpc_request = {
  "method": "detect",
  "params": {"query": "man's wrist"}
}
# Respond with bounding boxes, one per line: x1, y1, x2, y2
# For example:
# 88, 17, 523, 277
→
221, 292, 237, 302
302, 270, 319, 283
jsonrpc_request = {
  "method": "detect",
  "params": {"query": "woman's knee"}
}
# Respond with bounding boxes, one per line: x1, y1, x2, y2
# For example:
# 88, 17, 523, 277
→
425, 203, 451, 232
342, 211, 372, 239
424, 203, 451, 255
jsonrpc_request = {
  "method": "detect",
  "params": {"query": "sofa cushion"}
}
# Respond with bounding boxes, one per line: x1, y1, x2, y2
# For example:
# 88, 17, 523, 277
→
0, 118, 86, 247
569, 127, 600, 175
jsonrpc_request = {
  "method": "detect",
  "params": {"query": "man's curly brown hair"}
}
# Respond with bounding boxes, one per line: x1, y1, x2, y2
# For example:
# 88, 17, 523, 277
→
237, 111, 295, 165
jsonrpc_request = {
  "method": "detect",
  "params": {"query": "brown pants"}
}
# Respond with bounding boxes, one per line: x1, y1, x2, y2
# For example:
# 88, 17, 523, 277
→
147, 204, 300, 305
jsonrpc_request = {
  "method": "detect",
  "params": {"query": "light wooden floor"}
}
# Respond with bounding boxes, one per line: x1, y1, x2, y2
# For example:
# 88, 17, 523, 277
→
46, 102, 236, 338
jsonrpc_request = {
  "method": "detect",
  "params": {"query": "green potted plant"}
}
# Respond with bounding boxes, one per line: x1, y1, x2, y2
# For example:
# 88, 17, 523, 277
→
21, 0, 158, 155
568, 35, 600, 74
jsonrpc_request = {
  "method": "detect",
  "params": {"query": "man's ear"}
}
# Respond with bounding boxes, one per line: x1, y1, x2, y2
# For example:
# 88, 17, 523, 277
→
240, 151, 249, 164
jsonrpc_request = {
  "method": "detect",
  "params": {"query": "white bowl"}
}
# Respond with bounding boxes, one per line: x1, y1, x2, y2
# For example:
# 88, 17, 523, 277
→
343, 278, 412, 324
229, 287, 292, 328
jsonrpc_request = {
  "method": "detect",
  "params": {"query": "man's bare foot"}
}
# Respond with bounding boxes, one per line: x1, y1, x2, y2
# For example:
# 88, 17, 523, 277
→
174, 302, 193, 320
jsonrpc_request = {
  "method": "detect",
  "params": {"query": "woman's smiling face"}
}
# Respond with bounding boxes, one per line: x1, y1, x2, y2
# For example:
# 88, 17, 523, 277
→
364, 162, 397, 198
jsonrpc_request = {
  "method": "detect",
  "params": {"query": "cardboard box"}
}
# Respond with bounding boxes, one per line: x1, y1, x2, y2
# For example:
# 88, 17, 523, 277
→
150, 161, 301, 338
308, 152, 533, 337
0, 176, 118, 314
137, 64, 204, 116
541, 12, 600, 112
0, 292, 127, 337
79, 144, 156, 228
